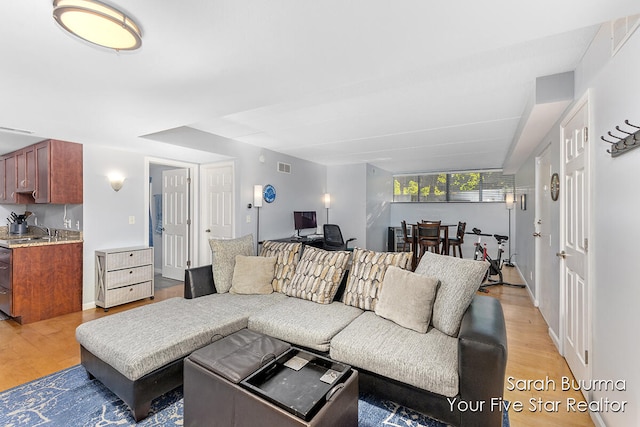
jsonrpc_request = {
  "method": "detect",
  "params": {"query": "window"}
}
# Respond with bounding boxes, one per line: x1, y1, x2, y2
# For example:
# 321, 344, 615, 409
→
393, 171, 514, 203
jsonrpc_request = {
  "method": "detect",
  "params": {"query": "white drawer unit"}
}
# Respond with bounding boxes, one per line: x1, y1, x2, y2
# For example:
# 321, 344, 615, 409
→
95, 246, 154, 311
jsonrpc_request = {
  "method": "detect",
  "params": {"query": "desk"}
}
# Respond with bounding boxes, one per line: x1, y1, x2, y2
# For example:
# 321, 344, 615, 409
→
264, 236, 324, 250
410, 224, 456, 269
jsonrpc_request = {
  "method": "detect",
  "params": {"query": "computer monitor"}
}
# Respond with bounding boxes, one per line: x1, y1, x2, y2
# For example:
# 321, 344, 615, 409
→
293, 211, 317, 235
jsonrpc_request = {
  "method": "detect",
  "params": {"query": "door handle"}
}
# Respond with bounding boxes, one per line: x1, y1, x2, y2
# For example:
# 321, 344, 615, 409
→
205, 229, 211, 233
556, 251, 567, 258
533, 232, 541, 237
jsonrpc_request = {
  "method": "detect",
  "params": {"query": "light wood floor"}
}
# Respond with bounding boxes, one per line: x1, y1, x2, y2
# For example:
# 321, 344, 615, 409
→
0, 267, 593, 426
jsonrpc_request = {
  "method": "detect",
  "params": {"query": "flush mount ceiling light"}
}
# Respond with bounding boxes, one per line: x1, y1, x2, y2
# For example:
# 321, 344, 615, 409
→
52, 0, 142, 51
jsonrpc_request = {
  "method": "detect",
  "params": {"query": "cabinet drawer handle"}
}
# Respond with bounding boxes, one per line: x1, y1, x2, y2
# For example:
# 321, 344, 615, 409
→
129, 270, 133, 274
0, 266, 8, 270
129, 253, 134, 257
129, 288, 133, 292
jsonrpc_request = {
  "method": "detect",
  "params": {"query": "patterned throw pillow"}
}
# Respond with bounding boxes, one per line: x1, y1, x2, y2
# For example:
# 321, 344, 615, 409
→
260, 241, 303, 293
342, 248, 412, 311
209, 234, 254, 293
284, 246, 351, 304
414, 251, 489, 337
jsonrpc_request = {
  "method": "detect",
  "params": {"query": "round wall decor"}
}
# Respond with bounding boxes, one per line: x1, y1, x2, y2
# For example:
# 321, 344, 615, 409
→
550, 173, 560, 201
263, 184, 276, 203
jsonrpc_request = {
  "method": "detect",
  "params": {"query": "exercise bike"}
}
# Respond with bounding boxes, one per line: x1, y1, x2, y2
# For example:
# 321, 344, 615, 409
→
468, 228, 525, 292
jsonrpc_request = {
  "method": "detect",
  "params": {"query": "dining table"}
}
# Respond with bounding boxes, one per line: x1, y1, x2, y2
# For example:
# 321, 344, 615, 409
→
410, 223, 457, 269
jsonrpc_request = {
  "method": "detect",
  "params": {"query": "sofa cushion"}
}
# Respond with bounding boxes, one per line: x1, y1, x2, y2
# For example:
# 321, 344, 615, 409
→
414, 251, 489, 337
76, 297, 252, 381
209, 234, 254, 293
230, 255, 276, 295
284, 246, 351, 304
374, 266, 439, 333
342, 248, 412, 311
260, 241, 303, 293
329, 311, 459, 397
248, 297, 363, 352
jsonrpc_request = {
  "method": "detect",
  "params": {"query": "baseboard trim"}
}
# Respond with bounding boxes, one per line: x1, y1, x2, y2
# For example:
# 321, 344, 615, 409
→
548, 327, 561, 353
513, 263, 538, 306
590, 411, 606, 427
83, 302, 96, 310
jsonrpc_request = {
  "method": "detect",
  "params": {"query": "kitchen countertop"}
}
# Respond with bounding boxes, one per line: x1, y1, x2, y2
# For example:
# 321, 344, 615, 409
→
0, 226, 83, 249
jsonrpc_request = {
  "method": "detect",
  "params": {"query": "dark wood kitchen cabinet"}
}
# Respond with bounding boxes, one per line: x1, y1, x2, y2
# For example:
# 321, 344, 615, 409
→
15, 145, 36, 194
5, 243, 83, 324
0, 139, 82, 205
34, 140, 83, 204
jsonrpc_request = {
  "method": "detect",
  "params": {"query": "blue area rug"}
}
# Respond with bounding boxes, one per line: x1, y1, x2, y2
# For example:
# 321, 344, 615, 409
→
0, 365, 509, 426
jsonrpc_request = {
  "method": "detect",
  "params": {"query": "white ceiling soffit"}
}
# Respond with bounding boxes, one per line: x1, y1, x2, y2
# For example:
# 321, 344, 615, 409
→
502, 71, 575, 174
1, 1, 640, 173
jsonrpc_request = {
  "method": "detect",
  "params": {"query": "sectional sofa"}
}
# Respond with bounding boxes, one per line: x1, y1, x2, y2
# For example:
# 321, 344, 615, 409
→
76, 237, 508, 426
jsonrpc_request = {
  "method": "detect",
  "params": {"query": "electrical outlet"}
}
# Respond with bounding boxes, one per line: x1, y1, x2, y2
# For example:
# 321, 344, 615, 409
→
246, 215, 251, 223
129, 216, 135, 224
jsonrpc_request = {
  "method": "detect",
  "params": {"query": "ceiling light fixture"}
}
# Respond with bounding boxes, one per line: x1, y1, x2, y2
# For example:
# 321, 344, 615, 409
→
52, 0, 142, 51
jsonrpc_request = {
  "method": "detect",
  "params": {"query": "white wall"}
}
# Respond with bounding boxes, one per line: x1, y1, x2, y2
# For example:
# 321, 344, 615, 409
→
513, 23, 640, 426
327, 164, 367, 248
365, 164, 393, 252
578, 24, 640, 427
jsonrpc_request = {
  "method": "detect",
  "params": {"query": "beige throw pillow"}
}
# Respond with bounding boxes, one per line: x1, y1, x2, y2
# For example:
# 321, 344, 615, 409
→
230, 255, 276, 295
414, 251, 489, 336
209, 234, 254, 293
375, 266, 439, 333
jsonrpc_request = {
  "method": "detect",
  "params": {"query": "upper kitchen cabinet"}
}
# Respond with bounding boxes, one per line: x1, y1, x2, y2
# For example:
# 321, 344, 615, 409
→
0, 139, 83, 205
34, 140, 83, 204
15, 145, 36, 194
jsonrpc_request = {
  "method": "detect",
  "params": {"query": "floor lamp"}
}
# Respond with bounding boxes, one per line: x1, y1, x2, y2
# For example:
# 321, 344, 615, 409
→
504, 193, 515, 267
253, 185, 263, 254
324, 193, 331, 224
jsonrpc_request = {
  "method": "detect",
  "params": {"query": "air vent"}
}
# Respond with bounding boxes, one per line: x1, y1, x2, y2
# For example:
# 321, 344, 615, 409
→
277, 162, 291, 174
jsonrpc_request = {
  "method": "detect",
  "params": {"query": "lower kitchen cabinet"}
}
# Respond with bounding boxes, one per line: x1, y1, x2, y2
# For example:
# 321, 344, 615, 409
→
8, 243, 83, 324
95, 246, 154, 311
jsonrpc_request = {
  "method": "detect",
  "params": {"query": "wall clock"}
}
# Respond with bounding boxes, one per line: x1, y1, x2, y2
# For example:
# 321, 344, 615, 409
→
550, 173, 560, 201
263, 184, 276, 203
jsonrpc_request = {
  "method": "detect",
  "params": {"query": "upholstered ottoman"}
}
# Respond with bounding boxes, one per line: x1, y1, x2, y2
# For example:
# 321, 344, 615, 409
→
75, 296, 258, 421
184, 329, 358, 427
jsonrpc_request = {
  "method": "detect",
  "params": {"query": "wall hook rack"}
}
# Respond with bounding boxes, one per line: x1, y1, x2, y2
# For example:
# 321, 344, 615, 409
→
601, 120, 640, 157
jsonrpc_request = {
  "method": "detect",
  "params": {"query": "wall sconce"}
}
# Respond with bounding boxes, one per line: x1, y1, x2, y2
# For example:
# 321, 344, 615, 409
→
108, 172, 125, 192
324, 193, 331, 223
52, 0, 142, 51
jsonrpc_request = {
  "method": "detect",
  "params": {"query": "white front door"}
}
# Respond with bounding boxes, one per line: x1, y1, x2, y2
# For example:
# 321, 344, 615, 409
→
162, 168, 190, 280
535, 145, 555, 328
560, 99, 590, 396
200, 163, 234, 265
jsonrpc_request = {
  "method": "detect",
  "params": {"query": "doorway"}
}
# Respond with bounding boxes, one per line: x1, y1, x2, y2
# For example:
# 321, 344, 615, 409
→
146, 158, 198, 284
535, 144, 558, 339
199, 162, 235, 265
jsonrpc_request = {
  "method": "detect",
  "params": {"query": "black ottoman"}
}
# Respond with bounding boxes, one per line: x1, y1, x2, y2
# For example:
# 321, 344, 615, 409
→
184, 329, 358, 427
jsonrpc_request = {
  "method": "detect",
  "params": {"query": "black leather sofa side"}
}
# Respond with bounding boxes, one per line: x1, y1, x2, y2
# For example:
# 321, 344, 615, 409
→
184, 264, 216, 299
458, 294, 508, 427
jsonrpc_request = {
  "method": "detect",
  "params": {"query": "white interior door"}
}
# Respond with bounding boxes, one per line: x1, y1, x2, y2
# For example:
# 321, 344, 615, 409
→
162, 168, 190, 280
200, 163, 234, 265
535, 145, 554, 326
561, 100, 590, 396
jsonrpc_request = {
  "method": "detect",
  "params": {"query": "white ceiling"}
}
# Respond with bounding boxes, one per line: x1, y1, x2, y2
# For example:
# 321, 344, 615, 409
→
1, 1, 639, 173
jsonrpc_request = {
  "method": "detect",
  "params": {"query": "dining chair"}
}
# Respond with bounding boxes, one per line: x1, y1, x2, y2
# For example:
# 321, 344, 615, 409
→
417, 221, 441, 262
400, 220, 413, 253
447, 221, 466, 258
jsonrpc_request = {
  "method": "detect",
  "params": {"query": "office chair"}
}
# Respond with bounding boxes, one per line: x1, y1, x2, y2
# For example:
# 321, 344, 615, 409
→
323, 224, 356, 251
